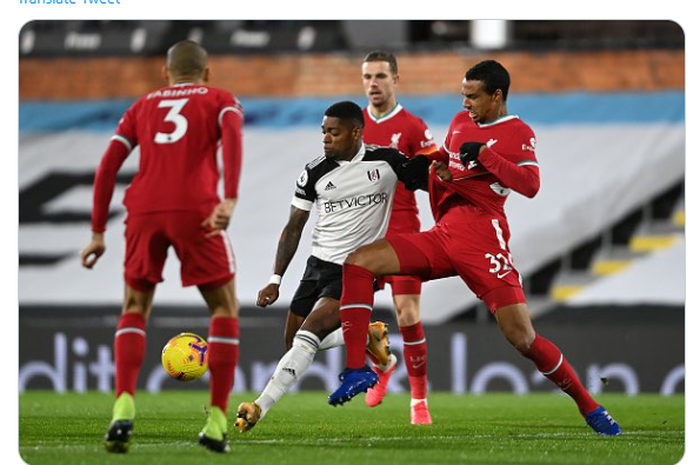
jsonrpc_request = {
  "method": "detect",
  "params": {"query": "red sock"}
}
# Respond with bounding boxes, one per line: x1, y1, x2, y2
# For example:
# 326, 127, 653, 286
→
400, 322, 428, 399
524, 334, 599, 415
340, 264, 375, 369
207, 316, 239, 412
114, 312, 146, 397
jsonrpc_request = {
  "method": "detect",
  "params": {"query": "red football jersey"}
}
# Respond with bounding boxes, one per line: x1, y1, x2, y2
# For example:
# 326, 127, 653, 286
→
430, 112, 539, 221
363, 104, 437, 216
111, 83, 243, 217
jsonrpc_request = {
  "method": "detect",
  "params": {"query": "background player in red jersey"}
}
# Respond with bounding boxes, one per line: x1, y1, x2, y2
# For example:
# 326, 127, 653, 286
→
80, 40, 243, 453
329, 60, 622, 436
359, 51, 438, 424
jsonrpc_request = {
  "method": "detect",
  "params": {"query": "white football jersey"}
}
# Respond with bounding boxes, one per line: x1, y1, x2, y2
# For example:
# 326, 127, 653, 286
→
291, 144, 423, 265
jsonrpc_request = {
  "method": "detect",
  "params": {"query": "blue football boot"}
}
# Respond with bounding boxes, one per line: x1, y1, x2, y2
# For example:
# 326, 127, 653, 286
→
585, 406, 622, 436
328, 366, 379, 406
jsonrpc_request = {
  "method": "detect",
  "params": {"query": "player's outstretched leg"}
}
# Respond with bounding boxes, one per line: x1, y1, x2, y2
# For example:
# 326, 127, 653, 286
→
235, 329, 322, 432
498, 304, 622, 435
198, 406, 231, 453
328, 366, 379, 406
523, 334, 622, 436
104, 392, 135, 453
524, 334, 622, 435
235, 402, 262, 433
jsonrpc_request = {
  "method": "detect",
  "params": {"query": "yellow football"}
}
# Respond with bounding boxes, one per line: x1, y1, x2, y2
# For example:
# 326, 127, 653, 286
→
161, 332, 209, 382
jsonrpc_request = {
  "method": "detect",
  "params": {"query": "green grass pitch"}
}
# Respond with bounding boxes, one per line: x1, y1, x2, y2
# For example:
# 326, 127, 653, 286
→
19, 391, 683, 465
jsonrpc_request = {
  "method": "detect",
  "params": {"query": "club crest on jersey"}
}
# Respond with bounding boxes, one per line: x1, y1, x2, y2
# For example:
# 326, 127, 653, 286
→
367, 168, 381, 183
522, 137, 536, 152
390, 132, 402, 149
297, 169, 309, 187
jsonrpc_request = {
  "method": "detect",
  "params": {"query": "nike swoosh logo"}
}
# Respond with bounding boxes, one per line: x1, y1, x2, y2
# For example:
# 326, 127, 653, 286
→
497, 271, 511, 279
412, 361, 426, 369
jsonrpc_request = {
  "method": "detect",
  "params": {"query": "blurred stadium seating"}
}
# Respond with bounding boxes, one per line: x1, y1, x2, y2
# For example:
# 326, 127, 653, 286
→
19, 20, 683, 57
18, 21, 684, 395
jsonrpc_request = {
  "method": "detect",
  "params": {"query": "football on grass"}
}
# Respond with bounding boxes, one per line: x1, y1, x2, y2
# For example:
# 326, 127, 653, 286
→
161, 332, 209, 381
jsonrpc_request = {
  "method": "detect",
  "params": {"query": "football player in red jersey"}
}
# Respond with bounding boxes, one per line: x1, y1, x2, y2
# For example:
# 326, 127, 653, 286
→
80, 40, 243, 453
359, 51, 438, 424
330, 60, 622, 436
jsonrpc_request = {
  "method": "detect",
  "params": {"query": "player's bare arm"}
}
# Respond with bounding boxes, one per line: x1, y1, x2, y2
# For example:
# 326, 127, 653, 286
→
256, 206, 311, 307
80, 232, 106, 269
202, 198, 237, 238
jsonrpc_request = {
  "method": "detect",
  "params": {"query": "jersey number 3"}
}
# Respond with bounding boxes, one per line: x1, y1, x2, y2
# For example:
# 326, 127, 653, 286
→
154, 98, 189, 144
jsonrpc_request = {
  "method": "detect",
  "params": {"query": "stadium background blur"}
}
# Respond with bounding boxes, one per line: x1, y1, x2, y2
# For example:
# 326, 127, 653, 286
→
18, 20, 684, 397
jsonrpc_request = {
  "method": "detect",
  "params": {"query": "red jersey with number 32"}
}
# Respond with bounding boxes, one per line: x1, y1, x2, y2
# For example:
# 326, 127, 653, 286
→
430, 112, 538, 221
363, 105, 437, 216
113, 83, 244, 215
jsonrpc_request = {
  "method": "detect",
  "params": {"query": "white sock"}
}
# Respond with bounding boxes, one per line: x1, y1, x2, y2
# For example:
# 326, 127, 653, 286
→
255, 330, 320, 418
318, 327, 344, 351
319, 326, 375, 351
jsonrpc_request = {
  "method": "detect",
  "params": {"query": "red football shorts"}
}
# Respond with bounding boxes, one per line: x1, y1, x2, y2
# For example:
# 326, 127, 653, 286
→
379, 210, 422, 296
123, 211, 236, 291
385, 205, 525, 313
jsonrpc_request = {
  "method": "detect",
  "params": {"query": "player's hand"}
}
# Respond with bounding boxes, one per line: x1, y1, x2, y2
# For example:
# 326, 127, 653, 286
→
432, 161, 453, 182
202, 198, 236, 238
401, 154, 431, 191
80, 233, 106, 269
459, 142, 484, 166
257, 283, 280, 307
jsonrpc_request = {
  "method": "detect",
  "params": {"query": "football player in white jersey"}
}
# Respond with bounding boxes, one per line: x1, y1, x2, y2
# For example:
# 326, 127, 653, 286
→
236, 101, 450, 432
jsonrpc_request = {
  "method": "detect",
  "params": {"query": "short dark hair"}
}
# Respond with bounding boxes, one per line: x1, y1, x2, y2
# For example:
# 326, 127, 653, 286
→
363, 50, 399, 75
465, 60, 510, 102
324, 101, 365, 128
167, 40, 208, 79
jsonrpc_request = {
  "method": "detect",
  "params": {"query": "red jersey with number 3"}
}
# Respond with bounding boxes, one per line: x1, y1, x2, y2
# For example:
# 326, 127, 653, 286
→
429, 112, 539, 221
363, 105, 437, 217
113, 83, 244, 216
